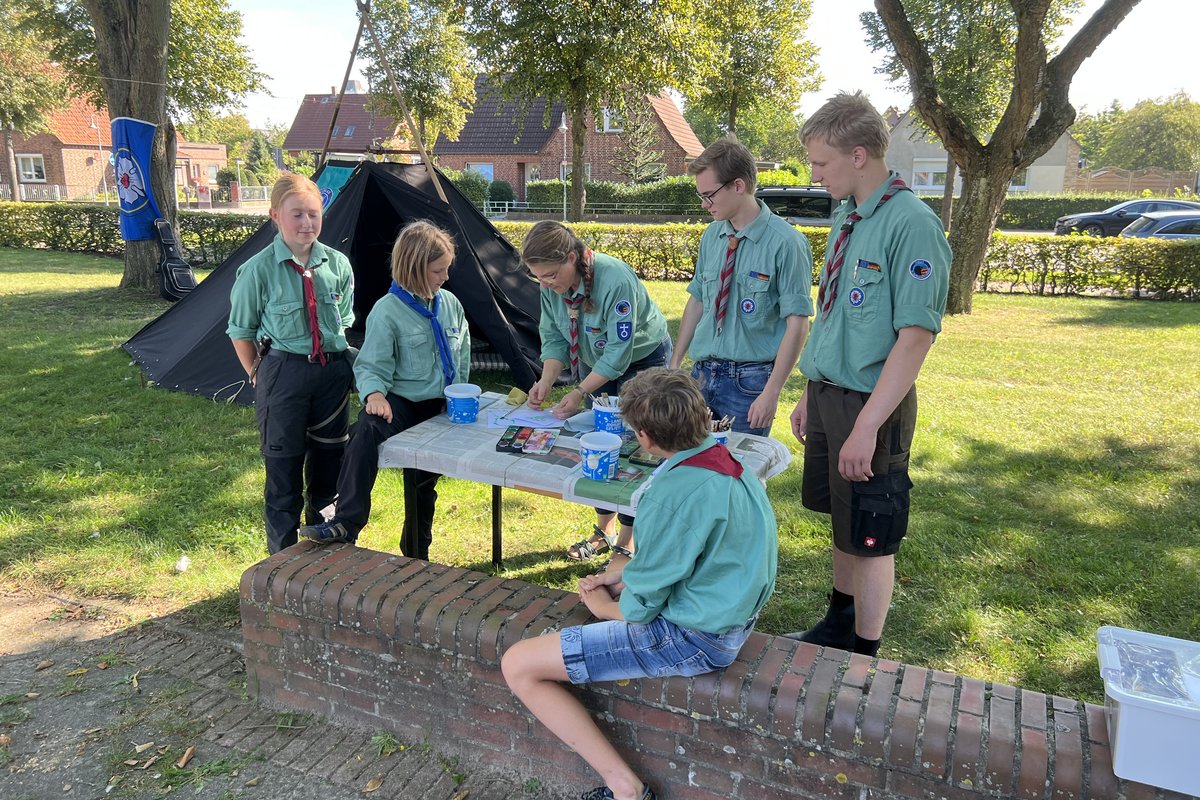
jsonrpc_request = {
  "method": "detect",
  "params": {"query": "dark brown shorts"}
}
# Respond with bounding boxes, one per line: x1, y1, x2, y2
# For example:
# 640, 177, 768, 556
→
801, 381, 917, 557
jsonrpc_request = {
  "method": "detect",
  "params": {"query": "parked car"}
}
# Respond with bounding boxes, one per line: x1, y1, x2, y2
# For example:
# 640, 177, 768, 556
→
1054, 199, 1200, 236
1120, 210, 1200, 239
755, 185, 837, 228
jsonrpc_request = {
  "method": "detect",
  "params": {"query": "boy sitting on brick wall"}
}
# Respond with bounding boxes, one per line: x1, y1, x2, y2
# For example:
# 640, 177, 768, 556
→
501, 367, 778, 800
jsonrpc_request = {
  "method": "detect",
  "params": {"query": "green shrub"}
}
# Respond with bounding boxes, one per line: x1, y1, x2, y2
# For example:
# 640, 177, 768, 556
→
488, 180, 515, 203
525, 175, 701, 214
444, 168, 489, 207
756, 169, 803, 187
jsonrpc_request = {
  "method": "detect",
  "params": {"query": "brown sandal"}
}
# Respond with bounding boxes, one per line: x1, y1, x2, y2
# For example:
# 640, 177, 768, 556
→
566, 525, 612, 561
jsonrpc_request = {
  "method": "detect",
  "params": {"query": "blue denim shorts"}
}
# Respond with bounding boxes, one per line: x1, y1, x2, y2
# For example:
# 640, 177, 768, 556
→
559, 614, 757, 685
691, 359, 774, 437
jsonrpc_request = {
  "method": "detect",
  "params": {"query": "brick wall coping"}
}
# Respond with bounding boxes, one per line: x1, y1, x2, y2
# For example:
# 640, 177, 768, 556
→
239, 542, 1182, 800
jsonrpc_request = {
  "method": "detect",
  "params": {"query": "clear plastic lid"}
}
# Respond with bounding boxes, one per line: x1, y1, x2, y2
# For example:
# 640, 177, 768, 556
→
1097, 626, 1200, 710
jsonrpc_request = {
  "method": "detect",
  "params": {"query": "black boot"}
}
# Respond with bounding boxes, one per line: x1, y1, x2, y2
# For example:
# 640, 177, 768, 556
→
784, 591, 856, 650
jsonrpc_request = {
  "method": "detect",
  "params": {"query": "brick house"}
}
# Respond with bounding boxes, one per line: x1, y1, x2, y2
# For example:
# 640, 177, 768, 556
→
281, 82, 399, 158
885, 109, 1081, 194
2, 96, 227, 202
434, 76, 705, 201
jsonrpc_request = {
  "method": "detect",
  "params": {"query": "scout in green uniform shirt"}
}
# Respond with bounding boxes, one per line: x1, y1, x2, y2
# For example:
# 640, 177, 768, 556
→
683, 200, 813, 364
522, 220, 671, 563
227, 175, 355, 554
672, 137, 812, 437
227, 234, 355, 356
786, 92, 950, 658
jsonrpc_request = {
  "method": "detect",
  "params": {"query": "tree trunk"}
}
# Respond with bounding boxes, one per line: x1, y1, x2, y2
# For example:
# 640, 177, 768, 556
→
946, 164, 1009, 314
83, 0, 174, 291
2, 129, 21, 203
569, 101, 587, 222
939, 153, 956, 231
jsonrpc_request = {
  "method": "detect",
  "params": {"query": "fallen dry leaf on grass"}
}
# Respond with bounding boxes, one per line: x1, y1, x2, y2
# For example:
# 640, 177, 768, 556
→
25, 692, 40, 699
123, 759, 139, 767
0, 733, 12, 747
245, 777, 262, 787
35, 659, 53, 671
450, 791, 470, 800
66, 667, 88, 677
95, 661, 109, 669
362, 774, 384, 792
176, 745, 195, 768
138, 755, 159, 770
133, 741, 154, 754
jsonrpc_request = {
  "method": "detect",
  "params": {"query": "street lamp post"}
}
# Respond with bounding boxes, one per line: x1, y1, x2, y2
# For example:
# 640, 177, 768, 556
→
89, 115, 109, 206
235, 158, 243, 186
559, 112, 568, 222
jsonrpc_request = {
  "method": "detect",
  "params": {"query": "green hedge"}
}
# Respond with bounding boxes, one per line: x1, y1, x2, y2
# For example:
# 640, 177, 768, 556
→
496, 221, 1198, 299
3, 202, 1195, 299
0, 201, 262, 265
526, 175, 700, 213
915, 193, 1157, 231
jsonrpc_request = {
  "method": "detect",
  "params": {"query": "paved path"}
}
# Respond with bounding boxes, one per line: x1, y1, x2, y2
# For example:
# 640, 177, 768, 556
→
0, 590, 532, 800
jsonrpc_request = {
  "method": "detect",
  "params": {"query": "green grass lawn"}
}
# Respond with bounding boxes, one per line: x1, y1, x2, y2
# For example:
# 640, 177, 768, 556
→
1, 248, 1197, 704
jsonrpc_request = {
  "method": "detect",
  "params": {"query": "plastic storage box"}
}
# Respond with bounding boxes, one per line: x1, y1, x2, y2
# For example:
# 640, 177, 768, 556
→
1096, 626, 1200, 795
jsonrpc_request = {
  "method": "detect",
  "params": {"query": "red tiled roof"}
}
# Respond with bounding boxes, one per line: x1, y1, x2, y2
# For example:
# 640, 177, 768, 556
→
282, 93, 399, 152
647, 92, 704, 157
46, 97, 112, 147
434, 76, 566, 156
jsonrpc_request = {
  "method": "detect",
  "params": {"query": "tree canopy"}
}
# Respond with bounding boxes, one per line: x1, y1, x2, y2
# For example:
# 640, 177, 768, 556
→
686, 0, 820, 135
868, 0, 1141, 314
1096, 93, 1200, 171
361, 0, 476, 147
466, 0, 688, 219
685, 99, 807, 164
23, 0, 265, 121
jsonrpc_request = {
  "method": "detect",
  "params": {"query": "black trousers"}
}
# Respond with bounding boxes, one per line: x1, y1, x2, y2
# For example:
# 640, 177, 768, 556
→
333, 393, 444, 559
256, 351, 353, 554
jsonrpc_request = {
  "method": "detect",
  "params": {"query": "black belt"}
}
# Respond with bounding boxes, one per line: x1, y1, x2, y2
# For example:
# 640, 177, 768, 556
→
265, 349, 348, 363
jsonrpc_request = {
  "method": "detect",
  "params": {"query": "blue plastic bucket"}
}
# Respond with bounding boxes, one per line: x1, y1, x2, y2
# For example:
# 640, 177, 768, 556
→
444, 383, 482, 424
580, 431, 621, 481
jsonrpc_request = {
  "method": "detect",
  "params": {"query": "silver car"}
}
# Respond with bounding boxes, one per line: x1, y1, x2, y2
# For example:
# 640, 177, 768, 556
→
1120, 210, 1200, 240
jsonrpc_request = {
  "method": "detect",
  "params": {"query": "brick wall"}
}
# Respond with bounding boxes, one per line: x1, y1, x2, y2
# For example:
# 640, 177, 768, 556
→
240, 543, 1174, 800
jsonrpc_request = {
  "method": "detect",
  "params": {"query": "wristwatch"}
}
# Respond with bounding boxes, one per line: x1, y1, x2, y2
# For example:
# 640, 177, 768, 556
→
611, 545, 633, 558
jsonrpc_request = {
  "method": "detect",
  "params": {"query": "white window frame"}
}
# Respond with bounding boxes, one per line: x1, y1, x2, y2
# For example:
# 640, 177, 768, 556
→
912, 158, 947, 191
600, 108, 624, 133
344, 126, 356, 137
17, 154, 47, 183
465, 162, 494, 181
208, 164, 219, 183
525, 164, 540, 182
560, 162, 592, 181
1009, 168, 1029, 191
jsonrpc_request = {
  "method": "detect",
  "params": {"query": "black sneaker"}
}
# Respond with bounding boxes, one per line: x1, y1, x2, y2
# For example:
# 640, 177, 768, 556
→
298, 520, 352, 544
579, 784, 657, 800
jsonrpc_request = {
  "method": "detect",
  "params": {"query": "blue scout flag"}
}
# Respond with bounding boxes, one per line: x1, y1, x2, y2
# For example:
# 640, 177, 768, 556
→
110, 117, 162, 241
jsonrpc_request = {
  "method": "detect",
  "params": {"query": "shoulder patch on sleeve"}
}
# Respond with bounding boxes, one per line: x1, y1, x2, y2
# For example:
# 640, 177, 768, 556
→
909, 259, 933, 280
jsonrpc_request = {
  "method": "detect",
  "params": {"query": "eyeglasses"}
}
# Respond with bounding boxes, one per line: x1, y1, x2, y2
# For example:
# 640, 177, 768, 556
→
526, 265, 561, 285
696, 179, 733, 205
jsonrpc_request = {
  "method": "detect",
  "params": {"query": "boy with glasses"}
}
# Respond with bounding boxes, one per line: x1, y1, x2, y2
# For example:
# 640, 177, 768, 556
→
670, 137, 813, 437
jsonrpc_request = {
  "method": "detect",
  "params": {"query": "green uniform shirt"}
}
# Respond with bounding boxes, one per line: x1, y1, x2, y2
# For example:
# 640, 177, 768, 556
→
685, 199, 814, 363
353, 290, 471, 402
620, 437, 779, 634
539, 252, 668, 381
227, 234, 355, 354
799, 174, 950, 392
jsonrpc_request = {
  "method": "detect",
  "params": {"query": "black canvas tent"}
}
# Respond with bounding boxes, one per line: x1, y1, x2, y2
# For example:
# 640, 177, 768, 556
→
124, 160, 542, 404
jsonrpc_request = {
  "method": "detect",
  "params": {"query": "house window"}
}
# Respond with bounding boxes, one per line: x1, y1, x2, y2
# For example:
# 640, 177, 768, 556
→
208, 164, 219, 183
465, 162, 494, 181
600, 108, 624, 133
526, 164, 540, 182
344, 126, 355, 137
17, 155, 46, 182
560, 162, 592, 181
1009, 168, 1029, 190
912, 159, 947, 191
331, 126, 340, 138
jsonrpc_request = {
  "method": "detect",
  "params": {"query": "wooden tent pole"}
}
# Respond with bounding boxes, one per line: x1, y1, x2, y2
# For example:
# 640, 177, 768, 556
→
318, 13, 367, 169
356, 0, 448, 204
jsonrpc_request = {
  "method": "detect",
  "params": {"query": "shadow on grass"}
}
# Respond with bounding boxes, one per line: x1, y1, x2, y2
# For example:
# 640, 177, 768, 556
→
1054, 298, 1200, 328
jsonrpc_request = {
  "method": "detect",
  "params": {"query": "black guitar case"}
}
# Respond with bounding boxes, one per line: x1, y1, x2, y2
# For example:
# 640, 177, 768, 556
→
154, 217, 198, 302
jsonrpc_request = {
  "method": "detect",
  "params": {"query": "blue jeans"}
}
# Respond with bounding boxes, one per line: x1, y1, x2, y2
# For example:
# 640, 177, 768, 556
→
560, 614, 757, 685
691, 359, 774, 437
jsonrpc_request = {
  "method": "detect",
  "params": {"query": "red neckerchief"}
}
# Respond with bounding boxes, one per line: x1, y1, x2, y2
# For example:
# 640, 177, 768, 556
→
671, 444, 743, 477
287, 258, 326, 365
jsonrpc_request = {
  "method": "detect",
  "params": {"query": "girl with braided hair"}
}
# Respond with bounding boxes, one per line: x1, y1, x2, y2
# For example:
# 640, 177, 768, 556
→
522, 220, 671, 561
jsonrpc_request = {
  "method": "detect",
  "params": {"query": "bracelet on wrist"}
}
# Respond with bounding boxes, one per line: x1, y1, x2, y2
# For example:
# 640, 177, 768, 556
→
611, 545, 633, 558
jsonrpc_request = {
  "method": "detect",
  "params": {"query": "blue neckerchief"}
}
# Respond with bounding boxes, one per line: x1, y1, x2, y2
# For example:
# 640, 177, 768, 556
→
388, 283, 456, 386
